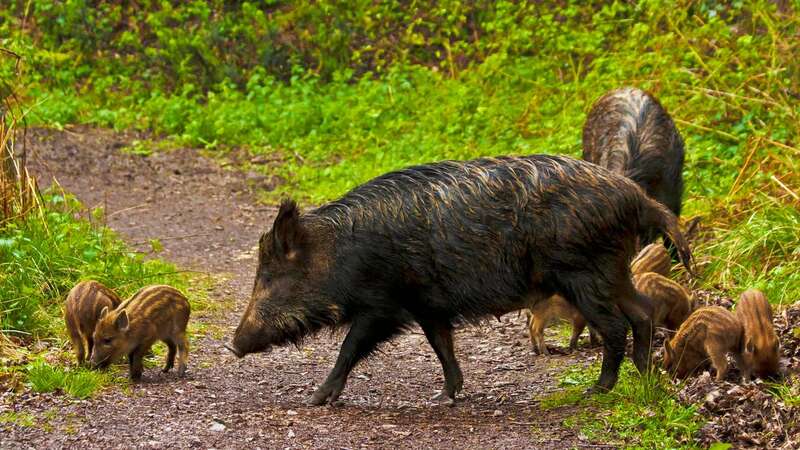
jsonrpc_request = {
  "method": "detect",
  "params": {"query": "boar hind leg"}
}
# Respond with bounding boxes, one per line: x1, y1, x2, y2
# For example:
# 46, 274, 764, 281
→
569, 316, 587, 352
562, 282, 628, 393
419, 319, 463, 405
86, 336, 94, 366
310, 317, 402, 406
163, 340, 177, 373
176, 334, 189, 377
69, 332, 85, 366
618, 289, 654, 375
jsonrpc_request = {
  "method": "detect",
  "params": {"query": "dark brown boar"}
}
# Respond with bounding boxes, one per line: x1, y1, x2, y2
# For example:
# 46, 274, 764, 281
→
64, 280, 122, 365
227, 155, 693, 405
90, 285, 190, 380
526, 295, 600, 355
583, 87, 685, 253
664, 306, 745, 381
735, 289, 780, 380
630, 243, 671, 277
633, 272, 691, 332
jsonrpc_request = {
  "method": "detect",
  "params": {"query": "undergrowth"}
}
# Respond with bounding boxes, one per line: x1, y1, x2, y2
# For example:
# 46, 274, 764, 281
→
0, 192, 186, 337
541, 361, 704, 449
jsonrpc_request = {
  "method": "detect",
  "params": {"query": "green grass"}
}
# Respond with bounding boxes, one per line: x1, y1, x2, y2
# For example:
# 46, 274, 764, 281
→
541, 362, 704, 449
26, 359, 111, 399
0, 411, 37, 428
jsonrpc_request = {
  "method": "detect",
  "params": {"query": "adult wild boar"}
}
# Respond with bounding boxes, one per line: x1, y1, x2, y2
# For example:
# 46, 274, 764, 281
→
583, 87, 685, 252
227, 155, 693, 406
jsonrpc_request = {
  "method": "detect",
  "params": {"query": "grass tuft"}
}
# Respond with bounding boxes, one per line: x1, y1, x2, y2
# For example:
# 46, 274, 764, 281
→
26, 359, 110, 399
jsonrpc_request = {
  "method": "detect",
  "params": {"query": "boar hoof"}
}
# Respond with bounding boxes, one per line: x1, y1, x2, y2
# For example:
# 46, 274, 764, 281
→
585, 384, 610, 396
430, 391, 457, 407
308, 384, 342, 406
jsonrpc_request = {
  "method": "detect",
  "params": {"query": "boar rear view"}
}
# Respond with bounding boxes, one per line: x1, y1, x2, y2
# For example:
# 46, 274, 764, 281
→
736, 289, 780, 380
65, 280, 122, 365
228, 155, 692, 405
90, 285, 190, 380
583, 87, 685, 251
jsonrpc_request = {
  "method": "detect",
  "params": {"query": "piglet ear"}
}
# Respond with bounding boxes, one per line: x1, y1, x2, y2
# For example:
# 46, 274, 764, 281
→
271, 198, 306, 261
99, 306, 109, 320
115, 310, 130, 331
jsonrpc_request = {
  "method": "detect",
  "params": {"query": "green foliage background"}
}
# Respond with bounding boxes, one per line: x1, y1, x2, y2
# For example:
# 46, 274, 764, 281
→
1, 1, 798, 303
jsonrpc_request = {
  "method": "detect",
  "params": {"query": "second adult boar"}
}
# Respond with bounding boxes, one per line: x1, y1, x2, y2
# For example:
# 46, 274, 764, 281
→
227, 155, 693, 405
583, 87, 685, 252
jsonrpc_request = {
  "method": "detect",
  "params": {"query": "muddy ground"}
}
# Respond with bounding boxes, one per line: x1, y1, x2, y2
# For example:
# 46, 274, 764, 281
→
1, 127, 608, 449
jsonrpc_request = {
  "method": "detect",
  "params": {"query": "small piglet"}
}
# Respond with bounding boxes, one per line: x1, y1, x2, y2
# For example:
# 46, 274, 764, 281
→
633, 272, 691, 332
90, 285, 190, 380
735, 289, 780, 380
526, 295, 599, 355
630, 243, 671, 277
664, 306, 745, 381
65, 280, 122, 365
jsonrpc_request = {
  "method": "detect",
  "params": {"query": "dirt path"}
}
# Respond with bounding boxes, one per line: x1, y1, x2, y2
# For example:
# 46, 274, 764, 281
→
3, 127, 606, 449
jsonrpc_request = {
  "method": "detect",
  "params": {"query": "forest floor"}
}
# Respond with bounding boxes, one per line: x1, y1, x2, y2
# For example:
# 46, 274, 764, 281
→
1, 126, 609, 449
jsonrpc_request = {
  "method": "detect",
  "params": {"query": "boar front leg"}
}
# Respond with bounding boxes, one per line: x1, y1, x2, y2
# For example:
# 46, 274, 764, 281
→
309, 316, 402, 406
128, 346, 147, 381
419, 319, 463, 405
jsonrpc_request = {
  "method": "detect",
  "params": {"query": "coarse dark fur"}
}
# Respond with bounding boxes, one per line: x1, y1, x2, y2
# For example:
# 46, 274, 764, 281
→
228, 155, 693, 405
583, 87, 685, 252
90, 285, 190, 380
735, 289, 780, 380
64, 280, 122, 365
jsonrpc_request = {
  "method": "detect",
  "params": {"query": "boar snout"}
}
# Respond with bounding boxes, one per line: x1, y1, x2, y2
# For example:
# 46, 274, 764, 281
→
224, 342, 244, 358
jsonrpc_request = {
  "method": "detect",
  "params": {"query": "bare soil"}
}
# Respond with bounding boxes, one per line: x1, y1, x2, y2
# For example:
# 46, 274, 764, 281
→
1, 127, 608, 449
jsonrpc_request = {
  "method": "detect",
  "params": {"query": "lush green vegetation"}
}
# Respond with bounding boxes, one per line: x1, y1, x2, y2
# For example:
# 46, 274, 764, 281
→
542, 361, 704, 449
2, 0, 797, 304
0, 192, 185, 337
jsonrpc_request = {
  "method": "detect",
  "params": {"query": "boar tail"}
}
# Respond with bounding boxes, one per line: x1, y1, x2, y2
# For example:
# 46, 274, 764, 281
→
639, 197, 696, 278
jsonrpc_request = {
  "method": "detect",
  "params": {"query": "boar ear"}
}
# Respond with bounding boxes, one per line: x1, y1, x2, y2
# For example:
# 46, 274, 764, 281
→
115, 310, 130, 331
664, 339, 673, 358
746, 338, 754, 354
99, 306, 109, 320
272, 198, 306, 260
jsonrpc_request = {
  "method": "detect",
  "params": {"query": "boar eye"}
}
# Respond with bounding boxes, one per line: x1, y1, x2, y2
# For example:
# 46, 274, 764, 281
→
102, 338, 113, 345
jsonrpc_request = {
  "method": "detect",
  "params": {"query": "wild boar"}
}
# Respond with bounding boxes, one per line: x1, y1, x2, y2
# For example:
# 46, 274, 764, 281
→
526, 295, 600, 355
630, 243, 671, 277
64, 280, 122, 365
90, 285, 190, 380
735, 289, 780, 380
227, 155, 693, 405
664, 306, 745, 381
633, 272, 691, 332
583, 87, 685, 253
